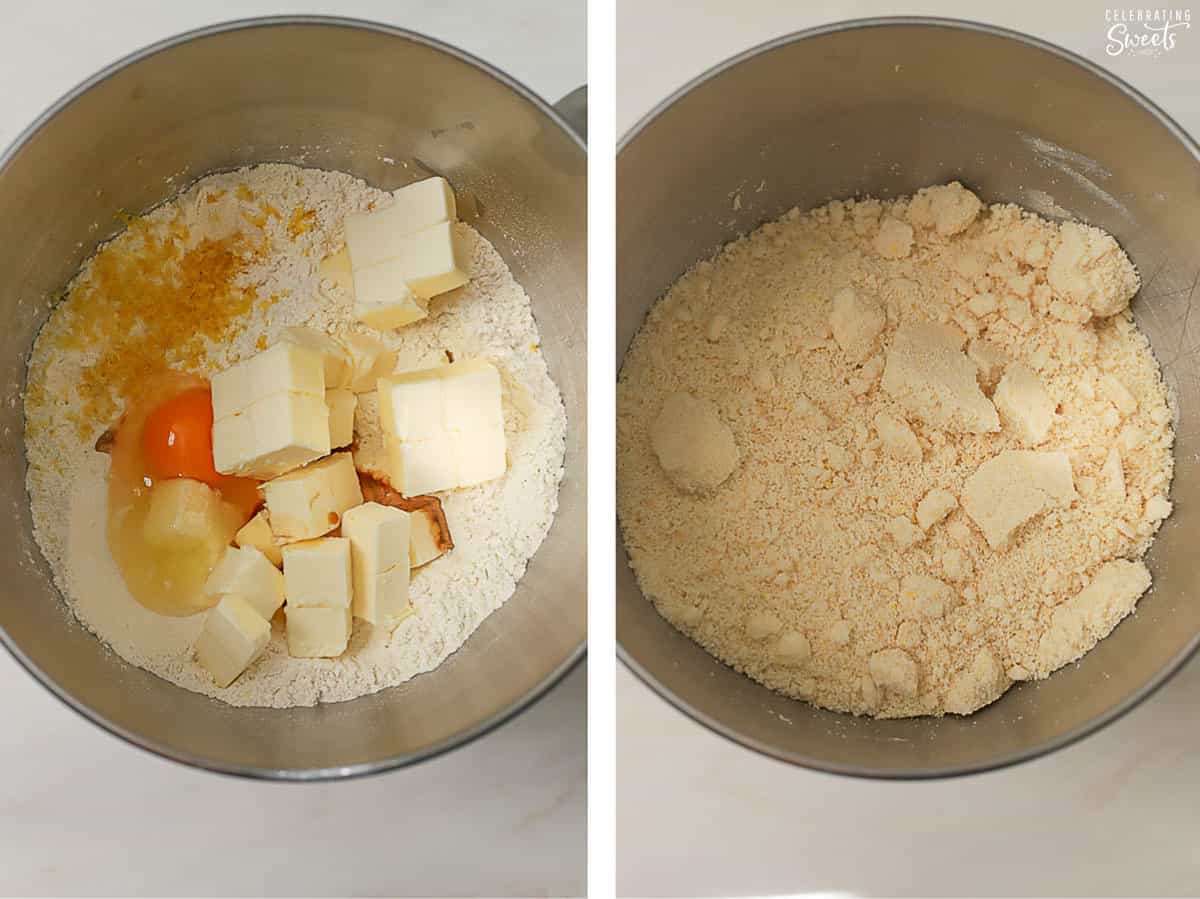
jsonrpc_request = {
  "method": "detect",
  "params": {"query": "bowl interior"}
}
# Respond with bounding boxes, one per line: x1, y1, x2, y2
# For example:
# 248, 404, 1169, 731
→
0, 19, 586, 777
617, 19, 1200, 776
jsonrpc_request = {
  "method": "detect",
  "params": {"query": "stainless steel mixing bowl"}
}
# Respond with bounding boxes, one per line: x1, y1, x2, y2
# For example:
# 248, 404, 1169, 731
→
0, 16, 586, 779
617, 17, 1200, 777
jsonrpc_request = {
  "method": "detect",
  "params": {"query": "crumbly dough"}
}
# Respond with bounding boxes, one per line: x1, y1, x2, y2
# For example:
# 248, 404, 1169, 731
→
617, 182, 1174, 718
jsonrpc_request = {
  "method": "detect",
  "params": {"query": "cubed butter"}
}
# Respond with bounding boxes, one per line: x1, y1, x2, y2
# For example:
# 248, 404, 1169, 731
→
453, 430, 507, 486
285, 606, 352, 658
280, 326, 352, 389
212, 392, 331, 479
234, 510, 283, 568
282, 537, 353, 609
342, 332, 398, 393
385, 435, 457, 497
262, 452, 364, 540
142, 478, 231, 552
341, 502, 411, 625
343, 176, 457, 271
394, 221, 470, 299
377, 359, 506, 495
326, 389, 357, 448
195, 594, 271, 687
390, 176, 457, 233
210, 341, 326, 421
352, 259, 430, 330
203, 545, 285, 619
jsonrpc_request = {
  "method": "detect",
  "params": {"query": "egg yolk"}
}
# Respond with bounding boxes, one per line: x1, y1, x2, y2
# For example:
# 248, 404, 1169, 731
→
141, 386, 222, 484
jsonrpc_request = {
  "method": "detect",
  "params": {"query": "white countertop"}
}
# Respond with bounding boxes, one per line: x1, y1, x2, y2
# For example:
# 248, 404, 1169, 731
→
0, 2, 585, 896
617, 2, 1200, 896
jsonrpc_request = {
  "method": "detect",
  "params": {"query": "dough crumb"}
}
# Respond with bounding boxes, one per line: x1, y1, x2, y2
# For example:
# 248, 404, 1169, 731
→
882, 322, 1000, 434
962, 450, 1076, 550
829, 287, 886, 363
906, 182, 982, 237
650, 392, 739, 493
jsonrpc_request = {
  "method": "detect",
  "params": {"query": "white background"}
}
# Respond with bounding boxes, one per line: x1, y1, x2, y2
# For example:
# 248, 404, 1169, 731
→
0, 2, 586, 897
617, 1, 1200, 896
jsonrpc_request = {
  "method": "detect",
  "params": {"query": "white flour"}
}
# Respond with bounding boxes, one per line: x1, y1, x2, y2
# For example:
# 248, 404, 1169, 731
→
24, 164, 566, 708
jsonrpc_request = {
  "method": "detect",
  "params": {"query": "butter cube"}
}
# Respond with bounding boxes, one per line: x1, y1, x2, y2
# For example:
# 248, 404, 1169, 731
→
378, 359, 506, 495
343, 177, 456, 270
142, 478, 231, 552
454, 430, 507, 485
212, 392, 331, 479
280, 326, 352, 389
211, 341, 326, 421
234, 510, 283, 568
384, 435, 458, 496
262, 452, 364, 540
326, 389, 357, 448
391, 176, 457, 233
203, 545, 285, 619
353, 259, 430, 330
442, 361, 505, 431
285, 606, 352, 658
379, 373, 444, 440
341, 502, 411, 624
195, 594, 271, 687
282, 537, 353, 609
395, 222, 470, 299
342, 332, 398, 393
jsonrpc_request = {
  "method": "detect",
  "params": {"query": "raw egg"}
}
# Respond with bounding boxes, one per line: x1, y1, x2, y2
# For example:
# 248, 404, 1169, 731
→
106, 372, 261, 616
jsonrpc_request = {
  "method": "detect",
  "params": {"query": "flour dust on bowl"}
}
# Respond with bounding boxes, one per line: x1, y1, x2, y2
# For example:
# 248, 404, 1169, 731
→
616, 18, 1200, 777
0, 17, 586, 779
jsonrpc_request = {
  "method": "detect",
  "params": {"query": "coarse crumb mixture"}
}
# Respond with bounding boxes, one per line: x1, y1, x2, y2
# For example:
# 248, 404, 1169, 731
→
25, 164, 566, 708
617, 182, 1174, 718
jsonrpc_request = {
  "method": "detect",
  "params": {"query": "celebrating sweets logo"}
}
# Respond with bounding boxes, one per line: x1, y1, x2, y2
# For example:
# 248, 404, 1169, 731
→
1106, 8, 1191, 55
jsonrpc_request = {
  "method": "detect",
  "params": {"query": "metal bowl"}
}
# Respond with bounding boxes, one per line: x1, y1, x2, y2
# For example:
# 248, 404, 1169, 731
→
616, 17, 1200, 777
0, 16, 586, 780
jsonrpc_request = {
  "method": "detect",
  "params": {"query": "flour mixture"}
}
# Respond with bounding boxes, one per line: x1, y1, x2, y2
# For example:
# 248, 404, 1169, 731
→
25, 164, 566, 708
616, 182, 1174, 718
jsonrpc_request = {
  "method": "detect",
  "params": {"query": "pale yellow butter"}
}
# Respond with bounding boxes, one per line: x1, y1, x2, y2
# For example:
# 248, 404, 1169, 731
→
203, 545, 285, 620
285, 606, 352, 658
142, 478, 228, 552
280, 326, 352, 389
341, 502, 411, 625
234, 510, 283, 568
326, 389, 357, 448
352, 259, 430, 330
281, 536, 353, 610
262, 452, 363, 540
377, 359, 506, 495
394, 221, 470, 300
211, 392, 330, 479
195, 594, 271, 687
343, 176, 456, 270
210, 341, 325, 421
342, 332, 398, 393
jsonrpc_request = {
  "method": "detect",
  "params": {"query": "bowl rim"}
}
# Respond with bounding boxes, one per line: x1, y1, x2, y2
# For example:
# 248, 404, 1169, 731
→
616, 14, 1200, 780
0, 13, 586, 782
